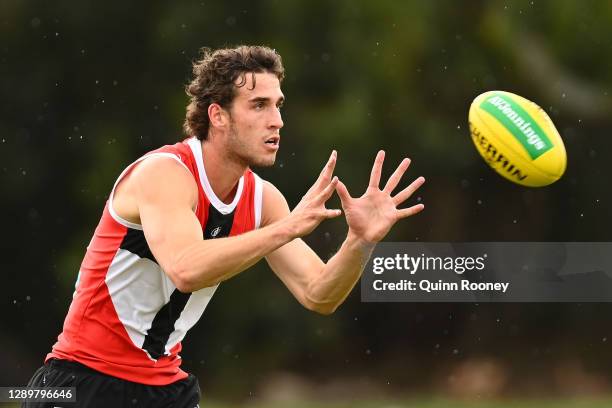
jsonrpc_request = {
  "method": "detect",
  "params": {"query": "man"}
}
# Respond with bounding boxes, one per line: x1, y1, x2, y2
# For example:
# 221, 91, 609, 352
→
24, 45, 424, 407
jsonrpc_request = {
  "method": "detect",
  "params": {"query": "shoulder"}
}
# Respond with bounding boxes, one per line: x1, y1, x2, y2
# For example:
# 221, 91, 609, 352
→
130, 155, 198, 206
260, 179, 290, 226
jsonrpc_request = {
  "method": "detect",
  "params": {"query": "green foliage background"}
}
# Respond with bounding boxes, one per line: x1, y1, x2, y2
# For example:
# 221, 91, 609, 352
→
1, 0, 612, 403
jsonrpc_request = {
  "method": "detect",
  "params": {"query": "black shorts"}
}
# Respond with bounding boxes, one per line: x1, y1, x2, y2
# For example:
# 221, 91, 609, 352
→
22, 359, 201, 408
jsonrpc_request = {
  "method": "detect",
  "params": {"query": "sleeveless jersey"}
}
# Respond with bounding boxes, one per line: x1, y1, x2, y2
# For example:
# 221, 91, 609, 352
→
46, 137, 264, 385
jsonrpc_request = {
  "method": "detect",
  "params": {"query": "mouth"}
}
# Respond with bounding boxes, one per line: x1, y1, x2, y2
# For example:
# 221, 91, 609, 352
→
264, 136, 280, 149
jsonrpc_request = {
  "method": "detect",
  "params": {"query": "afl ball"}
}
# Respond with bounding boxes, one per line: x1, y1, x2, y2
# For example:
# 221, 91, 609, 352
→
469, 91, 566, 187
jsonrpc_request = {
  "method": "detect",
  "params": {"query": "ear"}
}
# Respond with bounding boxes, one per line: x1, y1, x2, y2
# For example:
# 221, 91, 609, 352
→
208, 103, 229, 129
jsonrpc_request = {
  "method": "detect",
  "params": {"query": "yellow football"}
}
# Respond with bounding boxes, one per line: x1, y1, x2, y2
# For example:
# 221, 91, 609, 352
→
468, 90, 566, 187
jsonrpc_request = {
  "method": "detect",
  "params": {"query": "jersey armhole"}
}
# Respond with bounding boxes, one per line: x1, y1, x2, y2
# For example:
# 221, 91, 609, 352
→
108, 153, 195, 230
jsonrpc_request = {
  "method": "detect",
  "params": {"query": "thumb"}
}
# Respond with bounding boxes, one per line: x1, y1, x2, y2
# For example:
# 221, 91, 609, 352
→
335, 180, 352, 204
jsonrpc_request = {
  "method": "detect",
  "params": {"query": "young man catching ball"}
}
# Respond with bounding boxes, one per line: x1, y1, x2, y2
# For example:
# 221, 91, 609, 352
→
24, 45, 425, 407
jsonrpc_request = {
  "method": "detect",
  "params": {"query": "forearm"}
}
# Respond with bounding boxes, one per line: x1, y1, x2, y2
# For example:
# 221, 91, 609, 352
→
305, 232, 376, 312
172, 221, 294, 292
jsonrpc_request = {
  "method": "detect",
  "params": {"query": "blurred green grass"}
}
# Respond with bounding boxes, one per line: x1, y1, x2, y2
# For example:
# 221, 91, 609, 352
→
4, 398, 612, 407
200, 398, 612, 408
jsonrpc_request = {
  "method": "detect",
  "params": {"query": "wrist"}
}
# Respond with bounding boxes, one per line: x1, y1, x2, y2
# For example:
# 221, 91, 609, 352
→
275, 214, 301, 241
346, 230, 377, 253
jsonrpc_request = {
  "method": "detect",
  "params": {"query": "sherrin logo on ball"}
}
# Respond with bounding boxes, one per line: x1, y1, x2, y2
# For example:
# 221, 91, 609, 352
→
468, 90, 567, 187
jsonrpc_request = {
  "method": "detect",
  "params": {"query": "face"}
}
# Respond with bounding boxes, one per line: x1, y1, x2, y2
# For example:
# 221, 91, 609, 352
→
223, 72, 285, 168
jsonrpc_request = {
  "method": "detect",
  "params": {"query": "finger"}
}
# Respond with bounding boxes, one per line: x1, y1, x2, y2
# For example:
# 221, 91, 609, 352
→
335, 180, 353, 205
392, 176, 425, 206
396, 203, 425, 219
323, 208, 342, 219
383, 158, 411, 193
368, 150, 385, 188
315, 176, 339, 203
304, 151, 336, 197
315, 150, 337, 188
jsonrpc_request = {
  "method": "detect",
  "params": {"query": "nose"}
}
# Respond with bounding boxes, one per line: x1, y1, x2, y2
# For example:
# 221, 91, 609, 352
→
269, 107, 284, 130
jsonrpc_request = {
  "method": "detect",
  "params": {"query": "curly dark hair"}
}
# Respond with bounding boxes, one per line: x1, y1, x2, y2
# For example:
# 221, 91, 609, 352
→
183, 45, 285, 141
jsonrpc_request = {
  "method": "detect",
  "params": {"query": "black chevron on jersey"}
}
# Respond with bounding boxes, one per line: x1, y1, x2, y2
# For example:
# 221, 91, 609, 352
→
142, 289, 191, 360
140, 205, 235, 360
204, 204, 235, 239
120, 228, 157, 263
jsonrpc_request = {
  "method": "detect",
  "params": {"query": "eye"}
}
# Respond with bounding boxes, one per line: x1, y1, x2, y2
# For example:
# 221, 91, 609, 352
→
254, 102, 265, 110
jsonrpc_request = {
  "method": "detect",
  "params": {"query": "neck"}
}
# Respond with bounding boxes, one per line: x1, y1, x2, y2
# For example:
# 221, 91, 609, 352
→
200, 140, 246, 204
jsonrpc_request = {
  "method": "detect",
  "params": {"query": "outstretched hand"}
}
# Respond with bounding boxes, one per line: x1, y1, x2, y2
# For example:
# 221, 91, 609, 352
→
335, 150, 425, 244
288, 151, 342, 238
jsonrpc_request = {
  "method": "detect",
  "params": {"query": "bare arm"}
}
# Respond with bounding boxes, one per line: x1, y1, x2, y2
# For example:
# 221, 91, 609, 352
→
263, 184, 374, 315
265, 151, 425, 315
131, 156, 340, 293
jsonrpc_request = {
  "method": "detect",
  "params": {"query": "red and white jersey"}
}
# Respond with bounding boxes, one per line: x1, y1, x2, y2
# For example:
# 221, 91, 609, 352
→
47, 137, 264, 385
